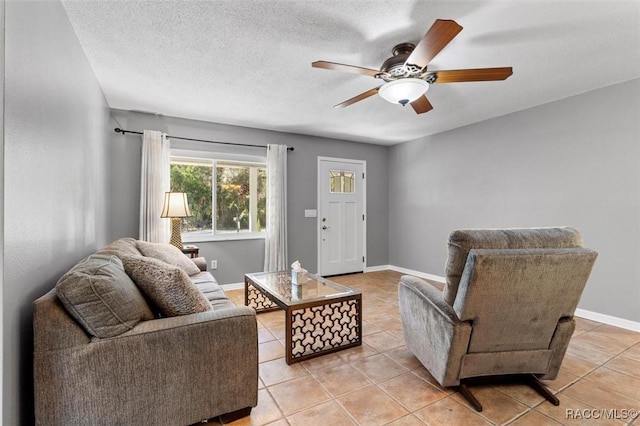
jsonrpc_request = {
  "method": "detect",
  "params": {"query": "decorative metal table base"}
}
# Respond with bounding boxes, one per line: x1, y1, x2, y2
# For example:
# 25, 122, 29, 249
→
245, 278, 362, 364
246, 280, 280, 312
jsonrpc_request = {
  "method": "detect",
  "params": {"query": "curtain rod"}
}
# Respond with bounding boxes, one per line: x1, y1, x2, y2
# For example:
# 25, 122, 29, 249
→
114, 128, 294, 151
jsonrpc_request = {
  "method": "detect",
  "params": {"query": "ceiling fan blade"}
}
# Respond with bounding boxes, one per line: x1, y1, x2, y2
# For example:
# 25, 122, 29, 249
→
312, 61, 381, 77
334, 87, 381, 108
430, 67, 513, 83
404, 19, 463, 70
410, 95, 433, 114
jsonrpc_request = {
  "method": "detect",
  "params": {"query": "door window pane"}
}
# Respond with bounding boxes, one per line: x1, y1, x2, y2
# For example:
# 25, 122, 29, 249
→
330, 170, 355, 194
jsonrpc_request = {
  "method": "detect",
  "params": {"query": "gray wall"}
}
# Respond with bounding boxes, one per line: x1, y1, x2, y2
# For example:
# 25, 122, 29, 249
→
3, 1, 112, 424
110, 110, 389, 284
389, 78, 640, 322
0, 0, 5, 420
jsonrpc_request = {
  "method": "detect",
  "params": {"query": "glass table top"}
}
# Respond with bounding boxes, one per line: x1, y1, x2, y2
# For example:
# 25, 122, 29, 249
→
245, 270, 360, 306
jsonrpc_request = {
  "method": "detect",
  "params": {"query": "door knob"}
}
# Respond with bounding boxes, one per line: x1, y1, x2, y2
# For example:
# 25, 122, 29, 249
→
322, 225, 330, 230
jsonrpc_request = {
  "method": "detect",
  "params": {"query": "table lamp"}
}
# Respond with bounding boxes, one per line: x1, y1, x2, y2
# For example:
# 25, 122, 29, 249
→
160, 192, 192, 249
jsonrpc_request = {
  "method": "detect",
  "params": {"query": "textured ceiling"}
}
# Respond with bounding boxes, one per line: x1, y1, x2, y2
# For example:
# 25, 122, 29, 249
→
62, 0, 640, 145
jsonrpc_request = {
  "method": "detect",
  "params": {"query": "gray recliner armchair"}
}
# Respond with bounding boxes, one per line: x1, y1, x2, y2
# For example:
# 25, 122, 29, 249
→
398, 227, 597, 411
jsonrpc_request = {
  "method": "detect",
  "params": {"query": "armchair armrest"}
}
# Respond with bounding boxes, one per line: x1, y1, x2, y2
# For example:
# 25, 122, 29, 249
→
399, 276, 458, 323
398, 275, 472, 387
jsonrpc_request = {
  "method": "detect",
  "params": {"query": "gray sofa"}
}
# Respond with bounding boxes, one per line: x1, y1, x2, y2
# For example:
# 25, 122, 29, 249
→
33, 238, 258, 425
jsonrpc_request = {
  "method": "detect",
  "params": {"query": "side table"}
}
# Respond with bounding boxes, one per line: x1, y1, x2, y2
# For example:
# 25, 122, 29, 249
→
181, 245, 199, 258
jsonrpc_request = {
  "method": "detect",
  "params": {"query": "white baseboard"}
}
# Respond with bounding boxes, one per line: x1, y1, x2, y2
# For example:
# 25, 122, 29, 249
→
376, 265, 640, 332
221, 282, 244, 291
386, 265, 446, 283
575, 308, 640, 332
365, 264, 446, 283
364, 264, 392, 273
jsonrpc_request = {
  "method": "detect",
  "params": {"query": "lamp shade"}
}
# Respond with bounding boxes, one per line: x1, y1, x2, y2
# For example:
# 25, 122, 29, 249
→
160, 192, 192, 218
378, 78, 430, 106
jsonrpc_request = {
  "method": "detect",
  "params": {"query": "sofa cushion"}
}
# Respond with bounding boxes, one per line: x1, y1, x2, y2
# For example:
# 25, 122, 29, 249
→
209, 299, 238, 310
122, 255, 212, 317
444, 227, 583, 306
135, 240, 201, 276
55, 254, 154, 338
97, 237, 142, 258
189, 271, 231, 303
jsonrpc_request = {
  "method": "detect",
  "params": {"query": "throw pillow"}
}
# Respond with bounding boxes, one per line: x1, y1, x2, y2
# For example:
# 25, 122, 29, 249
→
121, 255, 212, 317
56, 254, 155, 338
135, 240, 201, 276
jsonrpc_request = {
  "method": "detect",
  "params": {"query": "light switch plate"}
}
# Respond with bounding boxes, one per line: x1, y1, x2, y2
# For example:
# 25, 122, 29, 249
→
304, 209, 317, 218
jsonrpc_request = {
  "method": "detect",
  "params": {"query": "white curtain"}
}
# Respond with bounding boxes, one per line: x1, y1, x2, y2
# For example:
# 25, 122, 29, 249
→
139, 130, 170, 242
264, 144, 288, 271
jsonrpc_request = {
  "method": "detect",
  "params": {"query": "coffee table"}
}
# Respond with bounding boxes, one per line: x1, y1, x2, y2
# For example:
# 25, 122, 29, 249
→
245, 270, 362, 364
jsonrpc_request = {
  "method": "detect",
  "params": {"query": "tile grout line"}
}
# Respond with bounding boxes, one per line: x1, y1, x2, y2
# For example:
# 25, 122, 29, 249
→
374, 371, 450, 418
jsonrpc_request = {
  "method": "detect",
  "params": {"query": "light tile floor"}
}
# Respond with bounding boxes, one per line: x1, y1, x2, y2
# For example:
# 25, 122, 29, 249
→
214, 270, 640, 426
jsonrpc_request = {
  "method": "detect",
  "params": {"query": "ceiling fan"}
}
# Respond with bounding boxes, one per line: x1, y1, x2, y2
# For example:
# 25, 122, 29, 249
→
312, 19, 513, 114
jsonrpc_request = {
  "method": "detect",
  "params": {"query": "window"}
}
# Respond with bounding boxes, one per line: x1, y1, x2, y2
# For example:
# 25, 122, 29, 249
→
170, 153, 267, 241
330, 170, 355, 194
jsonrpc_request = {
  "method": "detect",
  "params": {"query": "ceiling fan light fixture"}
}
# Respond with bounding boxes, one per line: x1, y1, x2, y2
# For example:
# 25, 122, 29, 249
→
378, 78, 429, 106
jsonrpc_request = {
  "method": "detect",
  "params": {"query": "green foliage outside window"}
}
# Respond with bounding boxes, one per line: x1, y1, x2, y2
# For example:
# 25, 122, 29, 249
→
170, 159, 266, 233
170, 163, 212, 231
216, 164, 267, 231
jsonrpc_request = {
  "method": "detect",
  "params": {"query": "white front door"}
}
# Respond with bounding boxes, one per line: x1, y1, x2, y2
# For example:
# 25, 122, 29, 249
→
318, 157, 365, 276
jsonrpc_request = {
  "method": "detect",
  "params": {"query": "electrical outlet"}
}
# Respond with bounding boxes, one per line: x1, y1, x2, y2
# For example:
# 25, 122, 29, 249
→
210, 260, 218, 270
